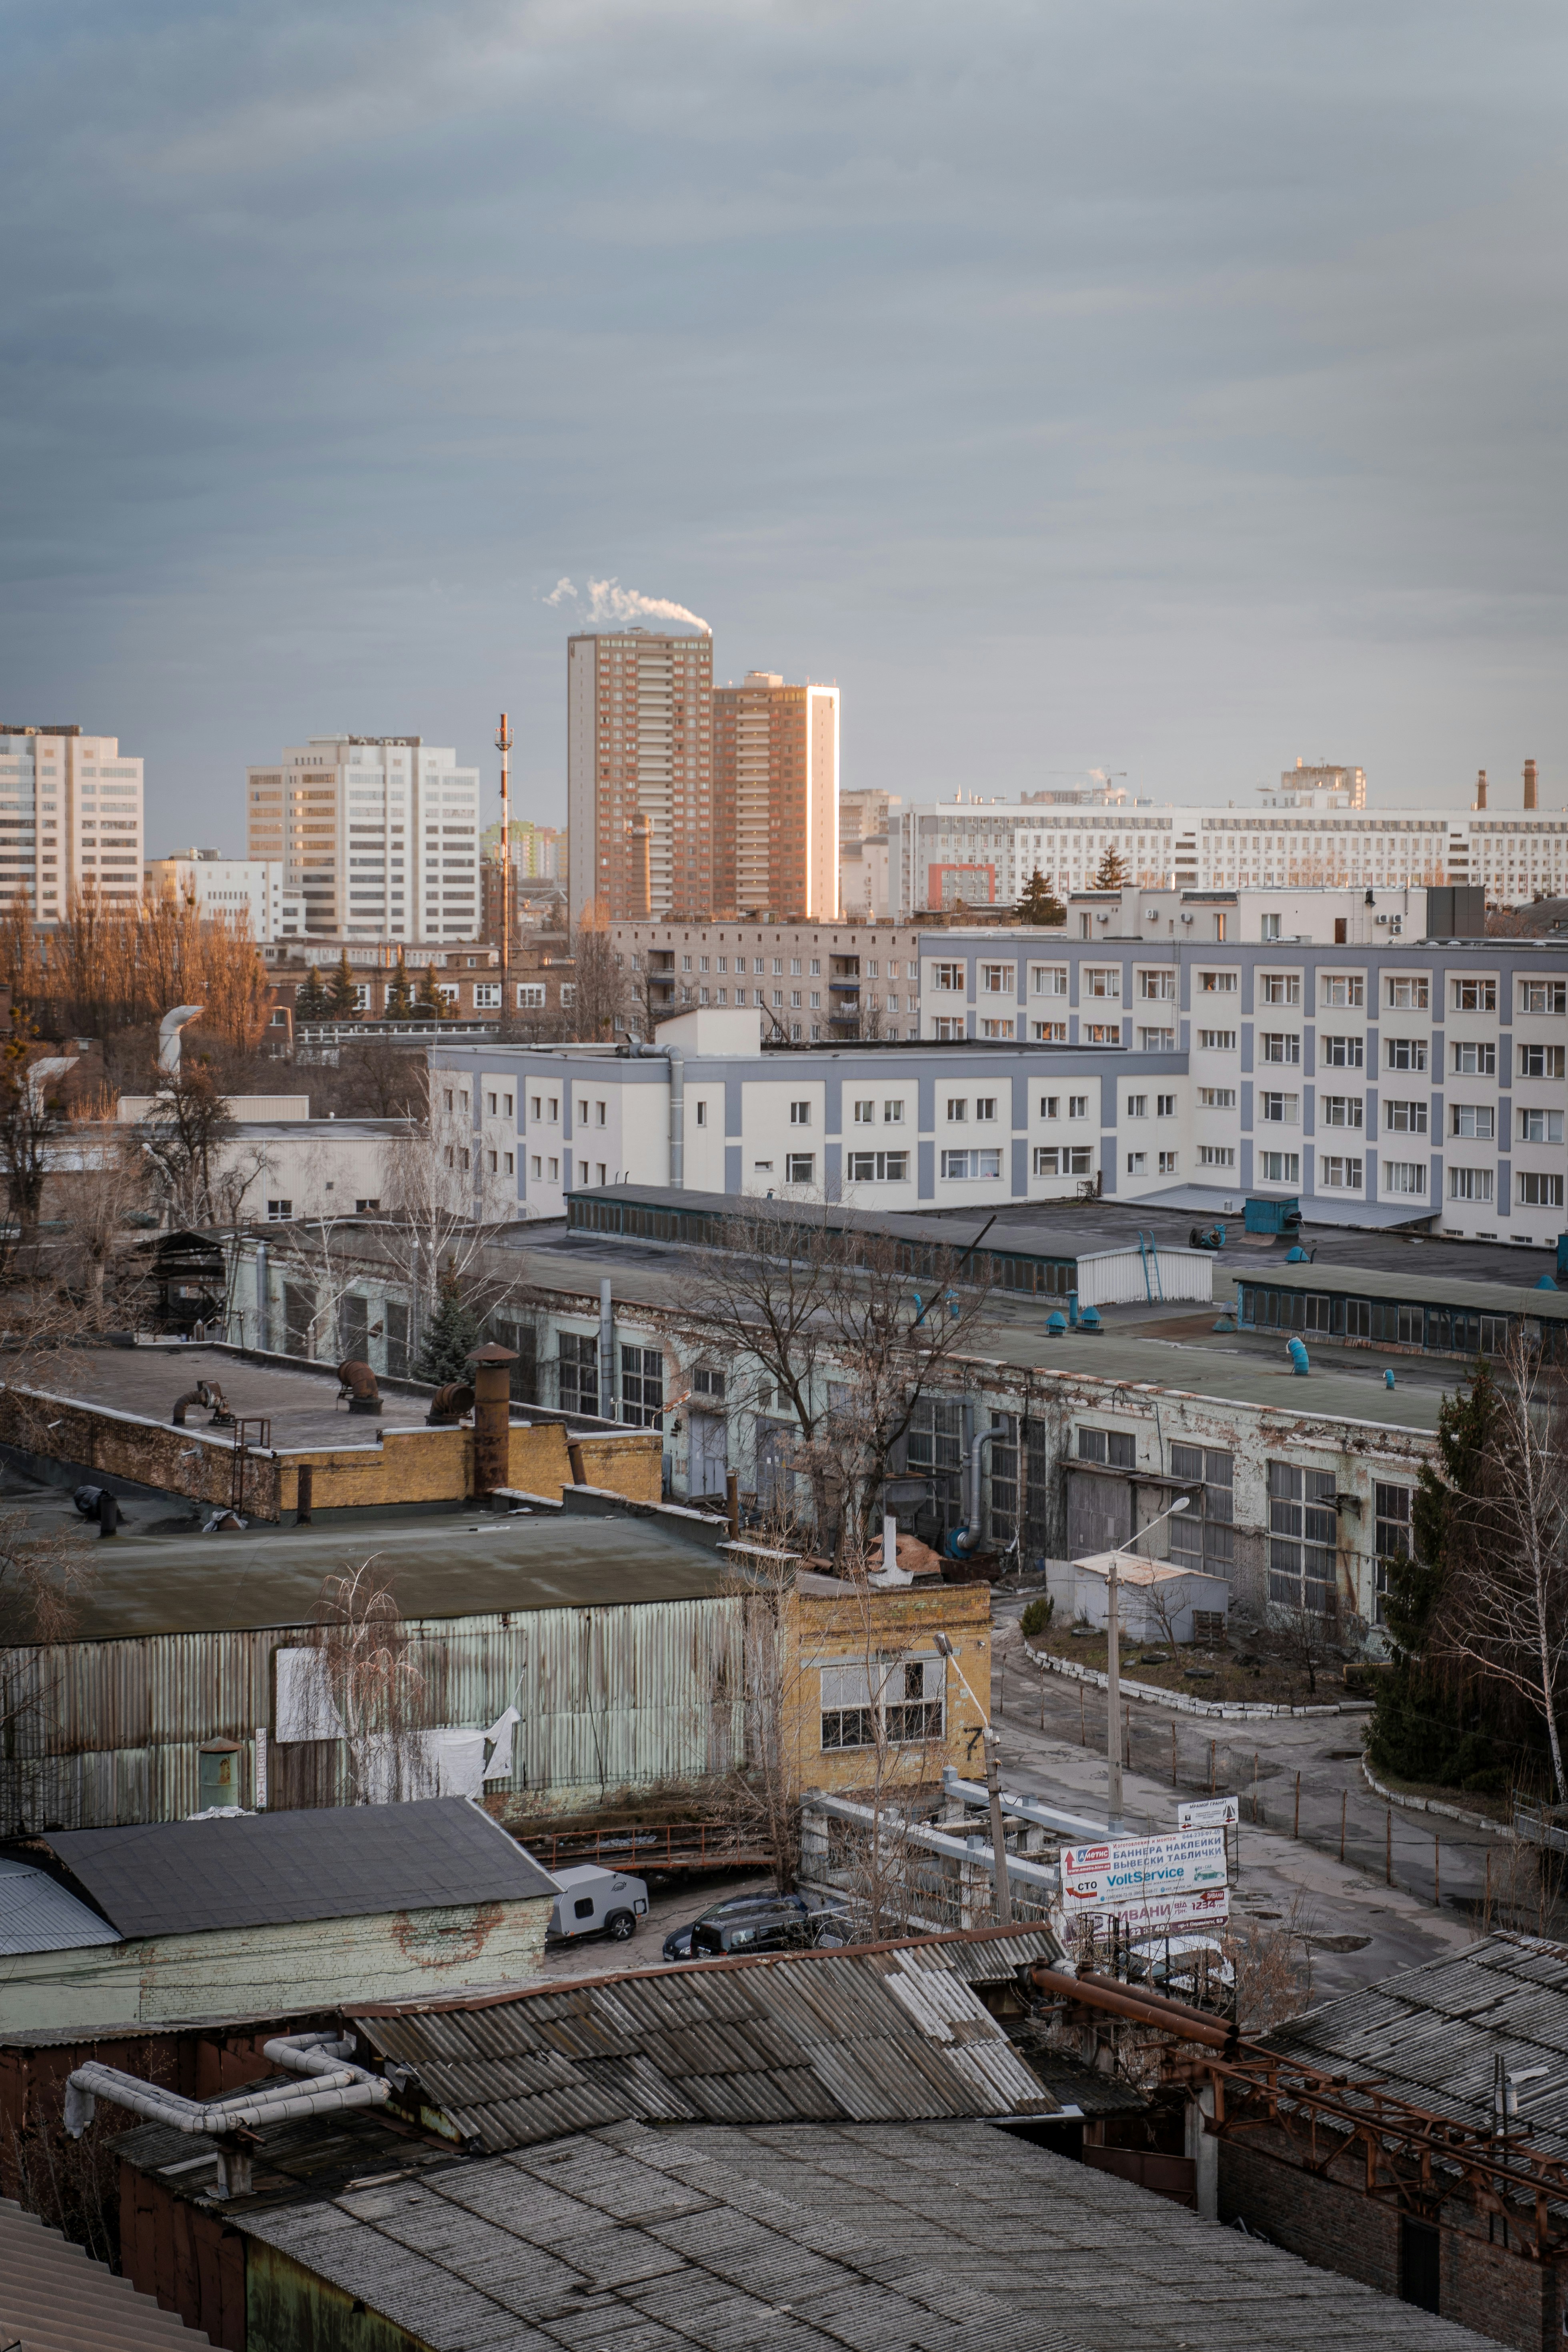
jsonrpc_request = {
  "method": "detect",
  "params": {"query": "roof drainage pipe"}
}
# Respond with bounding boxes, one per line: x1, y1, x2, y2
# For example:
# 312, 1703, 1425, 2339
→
948, 1425, 1000, 1557
666, 1047, 684, 1189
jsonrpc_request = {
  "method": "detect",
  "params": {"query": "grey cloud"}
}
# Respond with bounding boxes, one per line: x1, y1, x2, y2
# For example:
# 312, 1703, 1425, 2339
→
1, 0, 1566, 830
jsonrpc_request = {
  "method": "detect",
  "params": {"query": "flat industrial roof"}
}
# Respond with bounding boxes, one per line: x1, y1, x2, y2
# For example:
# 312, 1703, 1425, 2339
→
1234, 1261, 1568, 1318
57, 1515, 739, 1642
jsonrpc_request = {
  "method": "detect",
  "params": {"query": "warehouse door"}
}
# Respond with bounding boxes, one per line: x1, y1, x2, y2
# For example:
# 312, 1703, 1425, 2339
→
1400, 2217, 1440, 2314
284, 1283, 315, 1359
690, 1413, 728, 1503
1066, 1470, 1131, 1555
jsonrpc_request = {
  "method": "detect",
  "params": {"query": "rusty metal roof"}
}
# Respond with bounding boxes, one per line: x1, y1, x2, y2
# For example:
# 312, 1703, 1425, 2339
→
350, 1926, 1062, 2149
0, 2194, 210, 2347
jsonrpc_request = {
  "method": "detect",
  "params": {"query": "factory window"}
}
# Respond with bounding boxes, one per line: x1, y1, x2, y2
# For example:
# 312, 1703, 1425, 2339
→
1373, 1483, 1414, 1625
786, 1152, 815, 1185
1451, 979, 1496, 1012
1268, 1462, 1338, 1615
820, 1657, 943, 1751
1519, 1045, 1566, 1079
558, 1332, 599, 1417
1077, 1427, 1135, 1469
266, 1198, 293, 1221
620, 1345, 664, 1429
1169, 1445, 1234, 1574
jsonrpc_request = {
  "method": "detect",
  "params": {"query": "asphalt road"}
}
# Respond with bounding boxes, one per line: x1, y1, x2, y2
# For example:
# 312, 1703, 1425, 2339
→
988, 1595, 1525, 2002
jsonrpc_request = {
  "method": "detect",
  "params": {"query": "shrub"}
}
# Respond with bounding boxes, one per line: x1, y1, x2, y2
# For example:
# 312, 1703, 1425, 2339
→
1019, 1595, 1054, 1640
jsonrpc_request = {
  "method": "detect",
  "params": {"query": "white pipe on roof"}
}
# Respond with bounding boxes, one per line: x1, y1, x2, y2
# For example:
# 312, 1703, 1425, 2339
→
64, 2031, 391, 2153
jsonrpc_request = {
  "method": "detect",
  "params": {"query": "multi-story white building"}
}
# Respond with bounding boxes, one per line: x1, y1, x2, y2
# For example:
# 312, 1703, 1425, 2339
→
0, 726, 144, 916
246, 737, 480, 941
431, 909, 1568, 1245
144, 847, 286, 941
895, 779, 1567, 916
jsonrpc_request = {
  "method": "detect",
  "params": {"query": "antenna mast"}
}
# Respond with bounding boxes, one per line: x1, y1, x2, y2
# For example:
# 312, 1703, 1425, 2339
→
495, 711, 514, 1021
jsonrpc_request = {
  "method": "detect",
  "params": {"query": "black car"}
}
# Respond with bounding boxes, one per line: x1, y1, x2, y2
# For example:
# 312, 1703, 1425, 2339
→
690, 1895, 850, 1959
663, 1890, 809, 1964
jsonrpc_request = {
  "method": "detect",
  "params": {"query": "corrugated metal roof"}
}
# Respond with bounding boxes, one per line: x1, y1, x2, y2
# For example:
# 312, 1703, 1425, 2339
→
23, 1797, 556, 1938
1268, 1931, 1568, 2159
0, 2194, 210, 2346
0, 1858, 120, 1956
350, 1929, 1061, 2148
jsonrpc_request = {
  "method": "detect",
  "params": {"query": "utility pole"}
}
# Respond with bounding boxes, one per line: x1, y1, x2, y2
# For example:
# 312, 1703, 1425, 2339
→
495, 711, 514, 1024
933, 1632, 1012, 1927
1105, 1496, 1191, 1828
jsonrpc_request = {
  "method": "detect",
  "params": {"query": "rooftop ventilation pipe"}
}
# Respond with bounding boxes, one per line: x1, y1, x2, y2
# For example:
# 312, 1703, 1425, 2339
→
469, 1339, 517, 1498
949, 1424, 1001, 1557
1475, 768, 1488, 811
157, 1005, 204, 1078
666, 1046, 685, 1187
65, 2032, 392, 2197
1526, 758, 1539, 812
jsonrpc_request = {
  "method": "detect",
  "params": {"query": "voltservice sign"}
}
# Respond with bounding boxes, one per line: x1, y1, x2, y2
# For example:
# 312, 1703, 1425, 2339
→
1060, 1827, 1230, 1924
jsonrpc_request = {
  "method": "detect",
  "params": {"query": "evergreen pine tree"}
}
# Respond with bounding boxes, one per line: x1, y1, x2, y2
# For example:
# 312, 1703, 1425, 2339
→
386, 956, 414, 1020
414, 1270, 484, 1384
328, 949, 360, 1019
294, 969, 326, 1022
1092, 845, 1131, 890
416, 965, 447, 1019
1014, 868, 1066, 927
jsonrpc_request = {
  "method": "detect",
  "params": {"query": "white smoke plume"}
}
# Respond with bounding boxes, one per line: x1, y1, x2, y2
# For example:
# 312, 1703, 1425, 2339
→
545, 575, 710, 634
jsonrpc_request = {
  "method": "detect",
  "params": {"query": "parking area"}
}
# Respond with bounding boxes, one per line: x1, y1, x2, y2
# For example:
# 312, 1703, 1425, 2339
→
532, 1863, 780, 1981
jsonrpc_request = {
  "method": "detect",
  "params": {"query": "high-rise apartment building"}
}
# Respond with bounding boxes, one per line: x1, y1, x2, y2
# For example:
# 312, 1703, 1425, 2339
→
567, 631, 714, 924
480, 819, 563, 880
0, 726, 144, 916
246, 737, 480, 940
709, 673, 840, 921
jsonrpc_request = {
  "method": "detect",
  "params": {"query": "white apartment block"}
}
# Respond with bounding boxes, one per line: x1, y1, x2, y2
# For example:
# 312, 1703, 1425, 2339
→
144, 848, 286, 941
246, 737, 480, 941
0, 726, 144, 915
605, 917, 925, 1041
431, 914, 1568, 1247
568, 630, 715, 925
914, 923, 1568, 1243
895, 793, 1568, 916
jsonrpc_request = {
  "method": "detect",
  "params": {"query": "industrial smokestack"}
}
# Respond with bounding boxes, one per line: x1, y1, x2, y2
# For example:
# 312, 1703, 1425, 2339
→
1475, 769, 1487, 811
1525, 759, 1538, 811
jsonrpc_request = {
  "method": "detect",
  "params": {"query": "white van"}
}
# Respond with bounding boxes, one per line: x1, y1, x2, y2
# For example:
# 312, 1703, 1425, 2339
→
546, 1864, 649, 1944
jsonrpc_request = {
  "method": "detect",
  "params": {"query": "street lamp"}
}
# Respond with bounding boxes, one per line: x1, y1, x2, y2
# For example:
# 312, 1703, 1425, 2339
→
1105, 1496, 1191, 1827
933, 1631, 1013, 1928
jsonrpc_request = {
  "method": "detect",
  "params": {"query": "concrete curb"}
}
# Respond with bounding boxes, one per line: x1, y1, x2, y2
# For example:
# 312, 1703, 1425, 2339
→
1023, 1641, 1344, 1721
1359, 1756, 1523, 1842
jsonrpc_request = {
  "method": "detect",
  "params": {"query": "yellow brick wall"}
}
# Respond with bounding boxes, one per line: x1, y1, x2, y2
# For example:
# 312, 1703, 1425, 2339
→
2, 1383, 663, 1521
783, 1580, 993, 1795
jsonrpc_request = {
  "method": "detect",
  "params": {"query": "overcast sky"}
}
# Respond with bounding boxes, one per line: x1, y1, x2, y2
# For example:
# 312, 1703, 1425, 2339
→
2, 0, 1565, 840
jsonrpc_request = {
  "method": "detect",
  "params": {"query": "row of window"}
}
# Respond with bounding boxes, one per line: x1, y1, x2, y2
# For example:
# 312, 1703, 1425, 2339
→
932, 965, 1568, 1015
1240, 1285, 1524, 1354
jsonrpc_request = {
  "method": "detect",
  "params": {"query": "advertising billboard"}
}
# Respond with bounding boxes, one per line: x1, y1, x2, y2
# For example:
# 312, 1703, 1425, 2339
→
1060, 1827, 1229, 1926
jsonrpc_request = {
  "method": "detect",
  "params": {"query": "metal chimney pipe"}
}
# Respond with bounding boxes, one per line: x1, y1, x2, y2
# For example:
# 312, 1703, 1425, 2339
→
599, 1277, 615, 1420
1475, 768, 1487, 811
1525, 759, 1538, 811
469, 1341, 517, 1500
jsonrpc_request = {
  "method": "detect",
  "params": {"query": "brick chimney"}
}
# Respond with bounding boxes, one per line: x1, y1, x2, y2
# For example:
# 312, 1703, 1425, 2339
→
1525, 758, 1538, 811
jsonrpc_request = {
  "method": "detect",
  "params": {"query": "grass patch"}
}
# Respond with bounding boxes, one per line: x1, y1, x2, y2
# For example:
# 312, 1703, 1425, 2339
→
1030, 1623, 1344, 1710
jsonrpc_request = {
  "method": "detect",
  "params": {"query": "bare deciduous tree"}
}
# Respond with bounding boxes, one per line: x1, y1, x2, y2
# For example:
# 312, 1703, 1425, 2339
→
315, 1563, 429, 1806
695, 1207, 993, 1565
61, 1098, 149, 1316
377, 1096, 525, 1360
566, 919, 631, 1043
